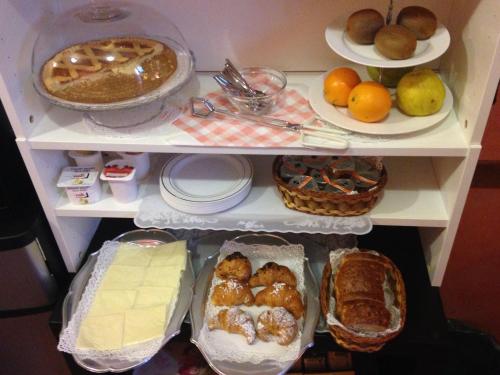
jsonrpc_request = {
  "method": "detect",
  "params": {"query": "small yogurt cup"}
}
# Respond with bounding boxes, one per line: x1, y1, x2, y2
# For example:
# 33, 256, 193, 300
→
100, 159, 138, 203
57, 167, 101, 205
68, 150, 104, 170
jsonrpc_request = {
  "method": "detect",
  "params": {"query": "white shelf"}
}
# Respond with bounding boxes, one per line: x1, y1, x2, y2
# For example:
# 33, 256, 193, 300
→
4, 0, 494, 282
28, 73, 468, 157
55, 156, 449, 228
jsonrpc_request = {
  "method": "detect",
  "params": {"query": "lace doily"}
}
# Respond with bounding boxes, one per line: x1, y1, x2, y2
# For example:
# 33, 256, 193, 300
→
326, 248, 402, 338
57, 241, 172, 363
197, 241, 304, 365
133, 154, 373, 235
134, 194, 372, 235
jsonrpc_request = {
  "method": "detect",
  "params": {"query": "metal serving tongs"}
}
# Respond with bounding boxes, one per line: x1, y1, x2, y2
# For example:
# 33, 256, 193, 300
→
221, 59, 265, 97
191, 97, 349, 150
213, 73, 243, 96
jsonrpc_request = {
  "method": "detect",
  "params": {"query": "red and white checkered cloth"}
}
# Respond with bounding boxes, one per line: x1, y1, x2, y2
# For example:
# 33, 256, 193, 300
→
172, 89, 315, 147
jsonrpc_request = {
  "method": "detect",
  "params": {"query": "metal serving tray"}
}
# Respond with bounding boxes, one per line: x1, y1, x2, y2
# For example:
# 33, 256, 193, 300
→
61, 229, 195, 373
190, 233, 320, 375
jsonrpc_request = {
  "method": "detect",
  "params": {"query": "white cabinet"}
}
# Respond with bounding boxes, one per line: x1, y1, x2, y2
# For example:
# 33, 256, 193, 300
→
1, 0, 498, 285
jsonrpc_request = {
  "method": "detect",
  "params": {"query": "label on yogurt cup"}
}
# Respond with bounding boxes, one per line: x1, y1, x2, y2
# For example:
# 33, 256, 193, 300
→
57, 167, 99, 187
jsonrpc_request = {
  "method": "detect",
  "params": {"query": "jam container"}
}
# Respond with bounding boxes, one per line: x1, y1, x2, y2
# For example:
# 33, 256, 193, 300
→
100, 159, 138, 203
57, 167, 101, 205
116, 152, 150, 180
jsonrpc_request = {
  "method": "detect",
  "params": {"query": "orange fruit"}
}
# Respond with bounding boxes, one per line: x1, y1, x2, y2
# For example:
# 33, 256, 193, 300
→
324, 67, 361, 107
347, 82, 392, 122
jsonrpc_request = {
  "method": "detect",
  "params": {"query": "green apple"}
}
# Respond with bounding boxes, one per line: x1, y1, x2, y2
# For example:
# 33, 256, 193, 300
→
396, 69, 446, 116
366, 66, 414, 88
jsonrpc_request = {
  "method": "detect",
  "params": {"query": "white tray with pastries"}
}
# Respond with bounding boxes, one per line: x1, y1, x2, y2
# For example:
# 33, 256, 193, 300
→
58, 229, 195, 373
190, 233, 320, 375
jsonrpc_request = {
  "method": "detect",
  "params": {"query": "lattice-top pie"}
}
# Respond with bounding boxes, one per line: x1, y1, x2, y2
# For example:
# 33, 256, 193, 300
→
41, 36, 177, 104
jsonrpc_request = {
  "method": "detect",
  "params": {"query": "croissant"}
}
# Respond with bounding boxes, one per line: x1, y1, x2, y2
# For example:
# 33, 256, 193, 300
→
255, 282, 304, 319
257, 307, 298, 345
249, 262, 297, 288
215, 252, 252, 282
208, 307, 256, 344
211, 279, 255, 306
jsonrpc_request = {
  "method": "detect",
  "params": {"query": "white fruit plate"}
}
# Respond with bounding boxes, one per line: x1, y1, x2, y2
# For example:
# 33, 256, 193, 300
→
325, 23, 450, 69
308, 68, 453, 135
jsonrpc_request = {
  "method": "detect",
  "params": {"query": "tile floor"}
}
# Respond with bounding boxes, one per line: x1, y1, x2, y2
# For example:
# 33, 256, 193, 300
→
0, 311, 70, 375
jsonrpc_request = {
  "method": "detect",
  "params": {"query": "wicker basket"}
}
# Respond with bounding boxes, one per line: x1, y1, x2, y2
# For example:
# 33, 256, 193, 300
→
319, 251, 406, 352
272, 156, 387, 216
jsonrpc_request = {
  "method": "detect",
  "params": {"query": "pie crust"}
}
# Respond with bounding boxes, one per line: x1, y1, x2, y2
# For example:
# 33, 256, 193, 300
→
41, 36, 177, 104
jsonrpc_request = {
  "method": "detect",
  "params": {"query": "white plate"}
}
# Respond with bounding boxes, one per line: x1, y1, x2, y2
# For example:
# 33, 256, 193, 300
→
160, 182, 252, 215
160, 177, 253, 208
325, 23, 450, 68
308, 69, 453, 135
160, 185, 251, 210
160, 154, 253, 203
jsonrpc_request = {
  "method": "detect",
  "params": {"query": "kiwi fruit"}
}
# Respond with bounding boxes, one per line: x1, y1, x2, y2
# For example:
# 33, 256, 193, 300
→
397, 6, 437, 40
346, 9, 385, 44
375, 25, 417, 60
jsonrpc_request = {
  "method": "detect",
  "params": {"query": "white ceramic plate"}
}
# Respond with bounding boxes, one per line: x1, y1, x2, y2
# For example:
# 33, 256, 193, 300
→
308, 69, 453, 135
160, 177, 252, 204
325, 23, 450, 68
159, 154, 254, 214
160, 178, 252, 208
160, 154, 253, 203
160, 183, 252, 215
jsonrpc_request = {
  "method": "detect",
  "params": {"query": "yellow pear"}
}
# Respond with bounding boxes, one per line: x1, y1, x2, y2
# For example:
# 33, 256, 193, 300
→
396, 69, 445, 116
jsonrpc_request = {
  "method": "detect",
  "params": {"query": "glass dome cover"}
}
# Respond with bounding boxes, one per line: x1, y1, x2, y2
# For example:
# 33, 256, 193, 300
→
32, 1, 194, 111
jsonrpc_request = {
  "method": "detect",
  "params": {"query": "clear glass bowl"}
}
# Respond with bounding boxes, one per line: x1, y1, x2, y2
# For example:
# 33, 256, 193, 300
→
32, 1, 195, 127
225, 67, 287, 115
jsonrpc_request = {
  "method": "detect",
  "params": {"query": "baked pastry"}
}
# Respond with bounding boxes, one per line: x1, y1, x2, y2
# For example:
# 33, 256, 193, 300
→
214, 252, 252, 282
256, 307, 298, 345
249, 262, 297, 288
335, 259, 386, 303
255, 282, 304, 319
211, 279, 254, 306
41, 37, 177, 104
334, 252, 392, 332
208, 307, 256, 344
337, 300, 391, 332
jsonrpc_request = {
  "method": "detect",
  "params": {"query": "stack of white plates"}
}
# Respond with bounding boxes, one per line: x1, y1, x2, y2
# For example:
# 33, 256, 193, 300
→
159, 154, 253, 214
